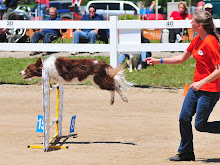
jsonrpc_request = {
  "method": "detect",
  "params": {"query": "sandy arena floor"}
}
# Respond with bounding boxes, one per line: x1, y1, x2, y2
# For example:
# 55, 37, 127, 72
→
0, 84, 220, 165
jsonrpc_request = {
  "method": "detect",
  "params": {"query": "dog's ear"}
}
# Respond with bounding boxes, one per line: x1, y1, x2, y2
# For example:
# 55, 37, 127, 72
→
35, 58, 43, 67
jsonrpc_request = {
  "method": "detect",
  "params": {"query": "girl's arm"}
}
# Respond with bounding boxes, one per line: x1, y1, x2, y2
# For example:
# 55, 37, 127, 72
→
144, 50, 191, 65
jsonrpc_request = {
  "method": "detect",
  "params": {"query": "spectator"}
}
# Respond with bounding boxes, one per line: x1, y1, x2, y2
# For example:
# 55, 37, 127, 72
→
146, 1, 155, 14
35, 0, 49, 18
0, 0, 7, 19
118, 33, 152, 70
196, 1, 205, 11
204, 3, 219, 19
71, 4, 106, 55
169, 1, 189, 43
0, 28, 6, 42
2, 0, 18, 20
194, 3, 220, 38
30, 7, 65, 56
204, 3, 220, 34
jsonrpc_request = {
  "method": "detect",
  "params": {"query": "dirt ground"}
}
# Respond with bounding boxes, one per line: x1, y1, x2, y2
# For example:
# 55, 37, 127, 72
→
0, 84, 220, 165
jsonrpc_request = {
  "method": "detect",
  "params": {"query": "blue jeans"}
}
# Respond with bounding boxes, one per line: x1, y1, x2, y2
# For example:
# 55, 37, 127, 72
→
178, 88, 220, 153
36, 4, 47, 18
73, 30, 96, 44
118, 51, 151, 65
32, 32, 56, 43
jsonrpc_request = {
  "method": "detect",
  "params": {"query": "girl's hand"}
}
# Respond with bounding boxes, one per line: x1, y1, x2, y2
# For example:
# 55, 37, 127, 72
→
188, 81, 204, 91
144, 57, 161, 65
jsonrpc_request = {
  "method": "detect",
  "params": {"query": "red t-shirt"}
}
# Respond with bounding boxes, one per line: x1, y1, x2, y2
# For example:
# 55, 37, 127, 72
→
187, 35, 220, 92
35, 0, 49, 8
170, 11, 189, 20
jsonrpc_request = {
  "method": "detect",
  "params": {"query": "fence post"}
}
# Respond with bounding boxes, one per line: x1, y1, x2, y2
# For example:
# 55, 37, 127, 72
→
109, 16, 118, 68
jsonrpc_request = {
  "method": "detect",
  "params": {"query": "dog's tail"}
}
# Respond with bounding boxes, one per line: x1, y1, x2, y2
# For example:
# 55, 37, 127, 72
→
106, 66, 134, 91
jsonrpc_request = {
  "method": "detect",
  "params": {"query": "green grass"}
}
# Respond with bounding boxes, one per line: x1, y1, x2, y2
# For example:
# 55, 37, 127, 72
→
0, 56, 195, 88
125, 58, 195, 88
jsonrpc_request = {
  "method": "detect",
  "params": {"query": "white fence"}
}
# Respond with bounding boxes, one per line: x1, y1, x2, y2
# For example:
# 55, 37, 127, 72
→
1, 17, 220, 68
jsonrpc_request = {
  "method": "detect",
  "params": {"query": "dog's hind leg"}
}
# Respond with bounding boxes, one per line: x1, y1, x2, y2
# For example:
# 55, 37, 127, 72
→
110, 91, 115, 105
115, 86, 128, 103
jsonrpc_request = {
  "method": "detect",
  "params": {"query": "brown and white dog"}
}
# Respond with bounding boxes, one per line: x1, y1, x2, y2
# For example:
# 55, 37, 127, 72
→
20, 56, 133, 105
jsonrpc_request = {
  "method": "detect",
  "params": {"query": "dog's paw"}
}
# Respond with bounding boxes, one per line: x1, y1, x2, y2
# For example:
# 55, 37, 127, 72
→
50, 83, 59, 91
122, 96, 128, 103
110, 98, 115, 105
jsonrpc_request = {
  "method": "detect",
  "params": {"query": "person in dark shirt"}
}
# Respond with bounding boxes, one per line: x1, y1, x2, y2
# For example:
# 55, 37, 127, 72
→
71, 4, 106, 55
30, 7, 66, 56
0, 28, 6, 42
2, 0, 18, 20
204, 3, 220, 34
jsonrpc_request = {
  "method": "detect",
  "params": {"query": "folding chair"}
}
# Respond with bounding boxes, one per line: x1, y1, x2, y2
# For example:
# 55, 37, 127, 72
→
78, 29, 109, 44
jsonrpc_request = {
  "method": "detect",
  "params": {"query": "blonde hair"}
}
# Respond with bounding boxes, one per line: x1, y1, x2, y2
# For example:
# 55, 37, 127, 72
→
178, 1, 188, 14
194, 10, 219, 43
49, 7, 58, 16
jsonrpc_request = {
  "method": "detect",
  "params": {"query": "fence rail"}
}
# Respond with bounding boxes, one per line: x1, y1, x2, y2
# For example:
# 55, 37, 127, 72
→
1, 17, 220, 67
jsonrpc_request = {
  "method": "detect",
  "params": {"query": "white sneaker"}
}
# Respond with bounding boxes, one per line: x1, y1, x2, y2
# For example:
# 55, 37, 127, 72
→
137, 63, 142, 71
176, 34, 183, 43
71, 52, 78, 55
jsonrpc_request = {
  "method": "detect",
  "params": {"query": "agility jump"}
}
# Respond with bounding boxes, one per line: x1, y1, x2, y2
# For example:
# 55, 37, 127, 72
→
28, 68, 68, 151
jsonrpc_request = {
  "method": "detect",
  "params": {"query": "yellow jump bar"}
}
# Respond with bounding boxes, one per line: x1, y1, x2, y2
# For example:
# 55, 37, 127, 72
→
27, 145, 68, 149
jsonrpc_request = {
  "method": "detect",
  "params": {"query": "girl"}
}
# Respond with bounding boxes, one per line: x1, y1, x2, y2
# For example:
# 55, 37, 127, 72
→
169, 1, 189, 43
145, 10, 220, 161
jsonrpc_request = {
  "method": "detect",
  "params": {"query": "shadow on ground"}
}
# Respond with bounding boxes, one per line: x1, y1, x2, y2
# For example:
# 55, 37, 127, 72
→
48, 134, 136, 152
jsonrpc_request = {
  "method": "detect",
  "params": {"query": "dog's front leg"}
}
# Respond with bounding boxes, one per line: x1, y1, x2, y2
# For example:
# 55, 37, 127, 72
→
110, 91, 115, 105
